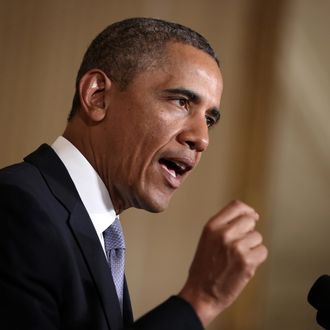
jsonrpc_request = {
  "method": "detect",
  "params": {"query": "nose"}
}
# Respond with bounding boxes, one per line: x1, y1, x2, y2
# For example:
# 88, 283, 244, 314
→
177, 116, 209, 152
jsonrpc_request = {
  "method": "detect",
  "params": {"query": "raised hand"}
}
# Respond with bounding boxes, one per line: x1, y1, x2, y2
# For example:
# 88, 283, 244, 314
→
179, 200, 268, 326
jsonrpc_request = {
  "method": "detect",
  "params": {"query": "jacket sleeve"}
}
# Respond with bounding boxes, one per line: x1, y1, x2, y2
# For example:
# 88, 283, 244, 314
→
130, 295, 204, 330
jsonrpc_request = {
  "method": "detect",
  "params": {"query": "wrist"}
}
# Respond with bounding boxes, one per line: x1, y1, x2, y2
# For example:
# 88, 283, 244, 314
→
178, 285, 224, 327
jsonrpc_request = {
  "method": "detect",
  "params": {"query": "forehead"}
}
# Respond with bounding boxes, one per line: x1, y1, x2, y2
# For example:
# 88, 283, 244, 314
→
130, 42, 223, 105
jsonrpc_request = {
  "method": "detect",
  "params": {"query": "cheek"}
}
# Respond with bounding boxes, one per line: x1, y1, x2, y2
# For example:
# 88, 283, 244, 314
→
139, 120, 178, 155
112, 98, 182, 163
131, 109, 178, 149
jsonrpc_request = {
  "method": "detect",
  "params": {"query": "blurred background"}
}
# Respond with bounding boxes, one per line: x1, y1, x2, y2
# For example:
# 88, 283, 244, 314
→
0, 0, 329, 329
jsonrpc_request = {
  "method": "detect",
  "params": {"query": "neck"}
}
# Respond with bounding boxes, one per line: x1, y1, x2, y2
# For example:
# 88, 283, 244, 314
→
63, 117, 128, 215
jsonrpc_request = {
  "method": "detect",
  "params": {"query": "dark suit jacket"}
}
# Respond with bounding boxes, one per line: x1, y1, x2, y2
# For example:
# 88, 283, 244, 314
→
0, 144, 202, 330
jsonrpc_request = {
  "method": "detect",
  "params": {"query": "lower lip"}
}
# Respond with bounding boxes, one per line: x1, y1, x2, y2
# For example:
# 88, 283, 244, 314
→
159, 163, 182, 189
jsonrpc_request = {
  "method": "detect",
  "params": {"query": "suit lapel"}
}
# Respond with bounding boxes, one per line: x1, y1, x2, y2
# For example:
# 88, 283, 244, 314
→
69, 202, 123, 329
25, 144, 133, 329
123, 278, 134, 326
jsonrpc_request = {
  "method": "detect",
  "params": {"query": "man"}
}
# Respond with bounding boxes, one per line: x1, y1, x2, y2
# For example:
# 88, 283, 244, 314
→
0, 18, 267, 329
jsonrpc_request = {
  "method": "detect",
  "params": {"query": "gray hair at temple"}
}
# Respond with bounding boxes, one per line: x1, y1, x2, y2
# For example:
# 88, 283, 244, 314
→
68, 17, 219, 120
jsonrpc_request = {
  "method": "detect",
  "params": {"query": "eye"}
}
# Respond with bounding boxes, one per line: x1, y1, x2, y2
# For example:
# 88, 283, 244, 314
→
176, 98, 189, 110
206, 116, 216, 128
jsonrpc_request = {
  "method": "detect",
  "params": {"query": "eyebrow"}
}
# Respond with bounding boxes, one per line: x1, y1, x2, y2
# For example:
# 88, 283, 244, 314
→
163, 87, 221, 123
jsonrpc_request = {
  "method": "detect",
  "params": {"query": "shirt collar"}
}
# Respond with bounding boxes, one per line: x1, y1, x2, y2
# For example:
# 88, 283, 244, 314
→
51, 136, 117, 236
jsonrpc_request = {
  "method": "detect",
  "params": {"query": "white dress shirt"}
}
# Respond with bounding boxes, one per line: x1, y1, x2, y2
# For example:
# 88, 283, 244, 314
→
51, 136, 118, 254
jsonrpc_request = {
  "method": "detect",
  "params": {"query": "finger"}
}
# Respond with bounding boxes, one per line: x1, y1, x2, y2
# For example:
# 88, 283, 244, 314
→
234, 230, 263, 251
226, 214, 258, 235
209, 200, 259, 228
248, 244, 268, 265
231, 243, 268, 280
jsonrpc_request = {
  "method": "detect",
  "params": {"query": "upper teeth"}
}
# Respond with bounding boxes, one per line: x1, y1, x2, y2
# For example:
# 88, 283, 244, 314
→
174, 162, 185, 171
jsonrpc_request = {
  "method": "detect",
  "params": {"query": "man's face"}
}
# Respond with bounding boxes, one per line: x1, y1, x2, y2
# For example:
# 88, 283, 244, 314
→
95, 42, 223, 213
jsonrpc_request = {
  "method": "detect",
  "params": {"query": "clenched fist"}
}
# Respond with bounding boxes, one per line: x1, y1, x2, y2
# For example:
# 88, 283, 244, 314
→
179, 200, 268, 327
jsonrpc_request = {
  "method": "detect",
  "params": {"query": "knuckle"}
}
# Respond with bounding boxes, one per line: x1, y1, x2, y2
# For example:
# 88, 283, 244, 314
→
233, 245, 255, 264
232, 240, 245, 255
236, 257, 255, 278
230, 199, 243, 208
244, 265, 256, 278
220, 228, 233, 245
230, 243, 267, 279
255, 231, 263, 243
251, 230, 262, 243
229, 244, 247, 269
241, 257, 257, 277
207, 214, 222, 231
204, 220, 216, 235
229, 199, 257, 216
260, 245, 268, 260
245, 217, 256, 230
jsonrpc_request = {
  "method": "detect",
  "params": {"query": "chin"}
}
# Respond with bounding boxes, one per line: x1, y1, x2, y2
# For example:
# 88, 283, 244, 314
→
134, 192, 172, 213
137, 200, 169, 213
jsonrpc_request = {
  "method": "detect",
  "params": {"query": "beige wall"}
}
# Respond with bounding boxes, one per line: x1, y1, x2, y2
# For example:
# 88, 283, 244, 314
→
0, 0, 329, 329
262, 1, 330, 329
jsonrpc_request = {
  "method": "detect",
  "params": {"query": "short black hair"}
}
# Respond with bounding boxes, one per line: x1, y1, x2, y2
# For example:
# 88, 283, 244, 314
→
68, 17, 219, 120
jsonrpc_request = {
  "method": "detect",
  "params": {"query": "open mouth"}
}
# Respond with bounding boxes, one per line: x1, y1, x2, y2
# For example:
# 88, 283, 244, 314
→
159, 158, 192, 178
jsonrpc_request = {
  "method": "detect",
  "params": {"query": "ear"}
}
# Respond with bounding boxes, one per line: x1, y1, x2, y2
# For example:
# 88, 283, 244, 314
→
78, 70, 111, 122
